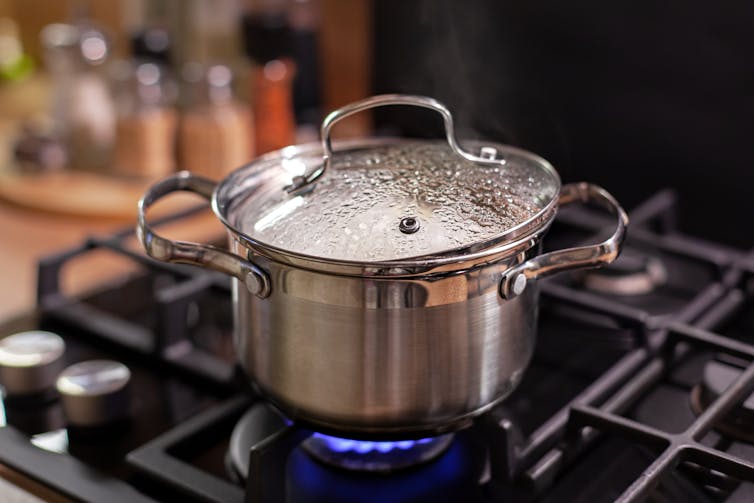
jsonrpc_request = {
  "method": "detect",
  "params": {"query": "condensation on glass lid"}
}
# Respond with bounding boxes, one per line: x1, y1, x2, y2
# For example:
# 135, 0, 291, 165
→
238, 142, 559, 262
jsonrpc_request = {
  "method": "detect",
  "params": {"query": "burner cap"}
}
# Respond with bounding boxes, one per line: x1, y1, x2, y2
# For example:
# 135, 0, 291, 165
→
690, 359, 754, 442
579, 251, 667, 296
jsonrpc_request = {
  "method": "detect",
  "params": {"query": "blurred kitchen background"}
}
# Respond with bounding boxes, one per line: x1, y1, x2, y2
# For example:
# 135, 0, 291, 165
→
0, 0, 371, 178
0, 0, 752, 317
0, 0, 370, 318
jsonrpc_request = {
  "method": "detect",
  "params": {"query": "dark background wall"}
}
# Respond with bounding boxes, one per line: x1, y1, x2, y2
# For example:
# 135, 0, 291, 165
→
372, 0, 754, 247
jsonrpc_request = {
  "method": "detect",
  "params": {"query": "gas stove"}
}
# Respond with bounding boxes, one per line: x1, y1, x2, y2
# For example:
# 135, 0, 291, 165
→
1, 190, 753, 502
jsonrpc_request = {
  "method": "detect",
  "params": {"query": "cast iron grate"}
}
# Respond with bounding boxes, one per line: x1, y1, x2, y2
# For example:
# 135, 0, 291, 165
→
567, 323, 754, 502
35, 204, 239, 388
126, 189, 751, 502
0, 189, 750, 502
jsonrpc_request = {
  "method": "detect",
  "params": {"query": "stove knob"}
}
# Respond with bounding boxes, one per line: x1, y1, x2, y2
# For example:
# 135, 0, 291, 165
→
55, 360, 131, 427
0, 331, 65, 396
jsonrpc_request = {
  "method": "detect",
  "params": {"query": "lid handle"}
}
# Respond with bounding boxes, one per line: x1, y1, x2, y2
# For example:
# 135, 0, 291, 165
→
285, 94, 506, 194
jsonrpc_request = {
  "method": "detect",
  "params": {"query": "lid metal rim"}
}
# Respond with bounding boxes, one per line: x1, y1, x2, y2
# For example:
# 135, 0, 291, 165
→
234, 209, 557, 278
212, 138, 561, 277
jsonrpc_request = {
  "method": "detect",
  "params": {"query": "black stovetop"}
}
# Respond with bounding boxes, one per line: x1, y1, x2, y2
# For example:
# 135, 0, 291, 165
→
1, 190, 754, 502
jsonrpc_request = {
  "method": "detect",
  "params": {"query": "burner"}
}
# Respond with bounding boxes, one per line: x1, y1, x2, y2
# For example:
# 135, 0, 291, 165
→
301, 432, 454, 472
690, 359, 754, 442
226, 402, 455, 479
579, 251, 668, 296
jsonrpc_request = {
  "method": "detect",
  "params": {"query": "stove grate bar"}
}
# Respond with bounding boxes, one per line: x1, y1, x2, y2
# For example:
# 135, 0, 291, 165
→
685, 361, 754, 441
687, 445, 754, 480
0, 426, 157, 503
126, 395, 252, 503
571, 404, 754, 503
542, 278, 726, 332
692, 290, 747, 332
554, 189, 678, 235
566, 340, 754, 503
569, 405, 670, 450
519, 356, 665, 490
486, 347, 654, 487
668, 322, 754, 360
34, 217, 237, 387
246, 424, 313, 503
554, 191, 740, 270
491, 348, 647, 473
633, 228, 742, 270
623, 189, 678, 231
741, 251, 754, 273
615, 447, 681, 503
541, 282, 651, 327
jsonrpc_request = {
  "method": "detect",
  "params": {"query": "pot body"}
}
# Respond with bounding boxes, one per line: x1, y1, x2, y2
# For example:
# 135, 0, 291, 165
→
230, 238, 541, 436
137, 100, 627, 436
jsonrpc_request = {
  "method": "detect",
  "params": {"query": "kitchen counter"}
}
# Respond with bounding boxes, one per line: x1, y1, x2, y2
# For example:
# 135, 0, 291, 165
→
0, 464, 72, 503
0, 202, 118, 319
0, 195, 223, 320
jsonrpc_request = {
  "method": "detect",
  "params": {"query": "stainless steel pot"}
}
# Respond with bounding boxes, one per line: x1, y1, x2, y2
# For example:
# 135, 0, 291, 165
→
137, 95, 628, 437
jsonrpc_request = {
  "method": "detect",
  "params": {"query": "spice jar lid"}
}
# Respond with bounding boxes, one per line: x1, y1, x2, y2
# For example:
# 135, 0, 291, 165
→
216, 95, 560, 264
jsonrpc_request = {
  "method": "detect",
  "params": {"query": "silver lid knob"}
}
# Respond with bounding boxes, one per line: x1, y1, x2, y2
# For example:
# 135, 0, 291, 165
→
56, 360, 131, 427
0, 331, 65, 396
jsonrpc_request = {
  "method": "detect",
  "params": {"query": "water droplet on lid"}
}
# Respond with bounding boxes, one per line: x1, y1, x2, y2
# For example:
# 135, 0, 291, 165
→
237, 143, 556, 261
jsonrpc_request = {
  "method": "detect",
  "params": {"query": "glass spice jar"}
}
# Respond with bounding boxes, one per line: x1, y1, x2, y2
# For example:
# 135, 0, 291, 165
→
112, 61, 177, 178
178, 64, 253, 179
40, 22, 115, 172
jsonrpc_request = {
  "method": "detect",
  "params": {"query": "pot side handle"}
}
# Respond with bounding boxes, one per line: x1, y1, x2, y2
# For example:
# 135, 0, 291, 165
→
499, 182, 629, 300
136, 171, 271, 298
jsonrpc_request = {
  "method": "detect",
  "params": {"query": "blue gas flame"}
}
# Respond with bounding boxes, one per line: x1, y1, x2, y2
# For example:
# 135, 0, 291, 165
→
312, 433, 434, 454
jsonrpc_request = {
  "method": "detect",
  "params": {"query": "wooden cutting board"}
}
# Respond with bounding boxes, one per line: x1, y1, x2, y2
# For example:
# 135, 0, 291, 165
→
0, 170, 188, 220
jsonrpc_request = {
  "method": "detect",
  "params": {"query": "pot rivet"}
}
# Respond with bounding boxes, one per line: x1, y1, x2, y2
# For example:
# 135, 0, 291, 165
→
512, 274, 527, 296
245, 272, 261, 295
399, 217, 421, 234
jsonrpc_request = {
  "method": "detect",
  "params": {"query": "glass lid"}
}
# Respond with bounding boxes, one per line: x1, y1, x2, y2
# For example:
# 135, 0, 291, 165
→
218, 95, 561, 263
